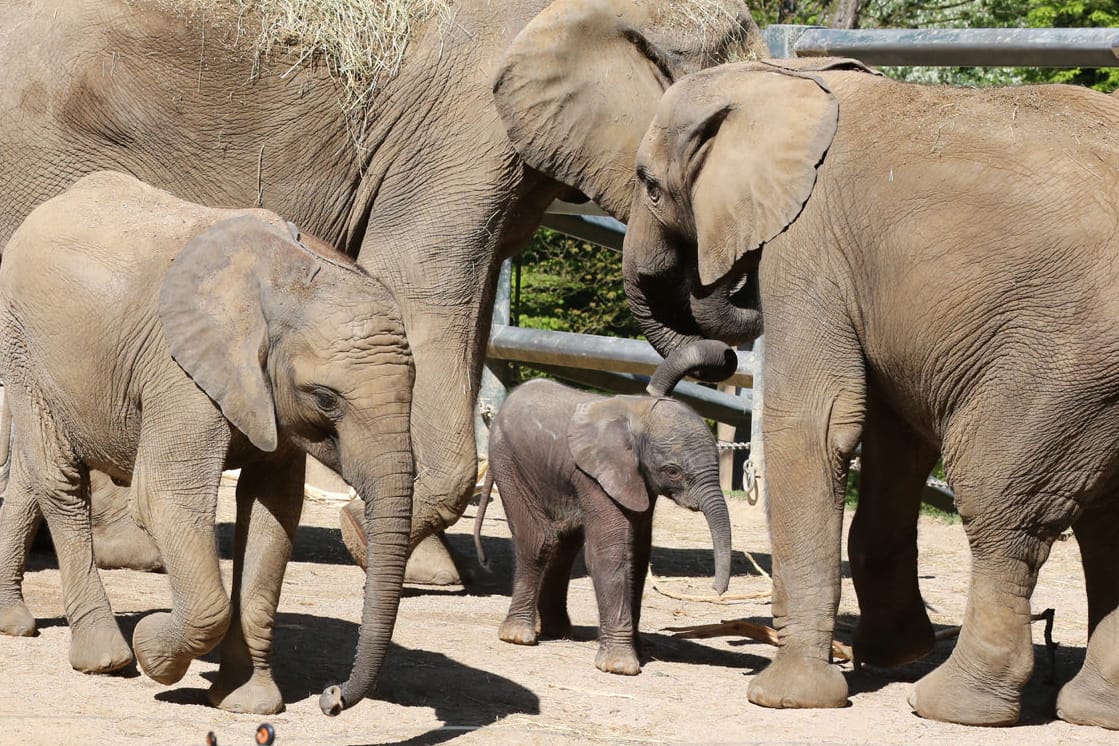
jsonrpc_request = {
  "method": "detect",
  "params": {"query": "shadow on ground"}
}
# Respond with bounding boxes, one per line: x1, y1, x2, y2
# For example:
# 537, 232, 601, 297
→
150, 611, 538, 742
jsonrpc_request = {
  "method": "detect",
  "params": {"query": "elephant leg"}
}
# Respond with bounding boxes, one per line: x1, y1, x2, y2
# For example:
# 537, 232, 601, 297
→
1056, 499, 1119, 729
129, 415, 230, 686
209, 457, 304, 715
850, 392, 938, 667
500, 525, 551, 647
89, 471, 163, 572
341, 500, 463, 586
908, 504, 1052, 726
629, 511, 654, 655
536, 527, 584, 639
746, 308, 865, 711
8, 432, 131, 673
584, 507, 640, 676
0, 482, 41, 637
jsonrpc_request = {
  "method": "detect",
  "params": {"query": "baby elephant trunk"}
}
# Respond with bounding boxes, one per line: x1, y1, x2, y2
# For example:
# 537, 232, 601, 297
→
696, 483, 733, 595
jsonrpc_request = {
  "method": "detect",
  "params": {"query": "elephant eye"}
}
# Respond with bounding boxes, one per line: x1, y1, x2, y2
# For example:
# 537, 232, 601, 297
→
645, 178, 662, 205
661, 464, 683, 480
310, 386, 341, 415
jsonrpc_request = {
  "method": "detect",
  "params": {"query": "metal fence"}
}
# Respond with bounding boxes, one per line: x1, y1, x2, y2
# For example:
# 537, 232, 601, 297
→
479, 24, 1119, 494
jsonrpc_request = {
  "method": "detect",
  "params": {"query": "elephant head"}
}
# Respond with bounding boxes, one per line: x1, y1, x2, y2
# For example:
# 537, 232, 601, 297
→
493, 0, 768, 220
158, 216, 415, 714
568, 339, 736, 593
622, 64, 840, 357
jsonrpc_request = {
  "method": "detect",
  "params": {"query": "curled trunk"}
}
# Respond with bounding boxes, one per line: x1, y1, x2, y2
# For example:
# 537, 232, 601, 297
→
647, 339, 738, 397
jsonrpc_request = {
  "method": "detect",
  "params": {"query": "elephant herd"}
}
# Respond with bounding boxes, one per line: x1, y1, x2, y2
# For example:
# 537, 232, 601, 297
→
0, 0, 1117, 735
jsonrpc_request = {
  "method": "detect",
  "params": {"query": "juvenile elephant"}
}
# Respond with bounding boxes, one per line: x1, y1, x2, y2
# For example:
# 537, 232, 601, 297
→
622, 59, 1119, 728
0, 172, 415, 716
473, 341, 736, 675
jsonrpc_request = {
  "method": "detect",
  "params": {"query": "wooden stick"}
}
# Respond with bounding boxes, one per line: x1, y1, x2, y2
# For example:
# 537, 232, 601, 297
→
648, 571, 770, 603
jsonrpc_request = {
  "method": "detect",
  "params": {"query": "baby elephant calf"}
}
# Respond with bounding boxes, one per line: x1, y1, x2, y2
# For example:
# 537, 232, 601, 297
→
474, 341, 736, 675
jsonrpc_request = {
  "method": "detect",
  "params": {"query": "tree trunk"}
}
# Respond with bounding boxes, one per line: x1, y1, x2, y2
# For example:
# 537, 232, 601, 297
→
829, 0, 863, 29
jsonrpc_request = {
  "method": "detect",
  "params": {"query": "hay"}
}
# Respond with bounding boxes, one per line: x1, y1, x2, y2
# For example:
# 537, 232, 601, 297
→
152, 0, 453, 110
647, 0, 764, 62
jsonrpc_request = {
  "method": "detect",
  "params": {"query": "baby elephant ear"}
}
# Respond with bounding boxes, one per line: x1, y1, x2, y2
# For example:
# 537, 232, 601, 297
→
568, 398, 650, 513
158, 215, 283, 453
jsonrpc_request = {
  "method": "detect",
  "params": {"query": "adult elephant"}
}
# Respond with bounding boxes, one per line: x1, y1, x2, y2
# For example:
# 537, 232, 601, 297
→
0, 2, 766, 580
622, 58, 1119, 728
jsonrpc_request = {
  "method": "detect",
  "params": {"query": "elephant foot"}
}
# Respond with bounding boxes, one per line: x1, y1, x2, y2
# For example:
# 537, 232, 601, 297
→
92, 520, 163, 572
0, 600, 36, 637
499, 617, 537, 645
595, 643, 640, 675
1056, 665, 1119, 730
748, 653, 848, 709
340, 501, 463, 585
69, 617, 132, 674
132, 612, 194, 685
853, 606, 935, 667
909, 656, 1020, 726
209, 670, 284, 715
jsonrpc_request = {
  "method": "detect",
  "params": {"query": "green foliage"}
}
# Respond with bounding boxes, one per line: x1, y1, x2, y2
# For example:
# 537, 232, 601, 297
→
1020, 1, 1119, 91
514, 228, 641, 339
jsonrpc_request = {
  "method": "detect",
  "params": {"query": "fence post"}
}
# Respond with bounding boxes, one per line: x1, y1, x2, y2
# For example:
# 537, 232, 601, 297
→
748, 336, 765, 505
476, 259, 513, 458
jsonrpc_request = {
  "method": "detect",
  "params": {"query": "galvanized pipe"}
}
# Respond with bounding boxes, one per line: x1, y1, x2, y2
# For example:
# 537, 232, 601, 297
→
766, 25, 1119, 67
487, 324, 755, 389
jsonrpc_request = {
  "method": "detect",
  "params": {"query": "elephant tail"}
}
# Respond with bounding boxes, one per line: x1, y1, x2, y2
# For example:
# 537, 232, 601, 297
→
473, 468, 495, 571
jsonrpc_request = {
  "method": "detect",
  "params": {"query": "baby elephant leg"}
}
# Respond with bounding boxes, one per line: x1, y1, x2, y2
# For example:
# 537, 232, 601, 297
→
0, 485, 42, 637
536, 528, 584, 639
501, 531, 553, 646
584, 508, 640, 675
209, 458, 304, 715
9, 433, 131, 673
130, 417, 230, 686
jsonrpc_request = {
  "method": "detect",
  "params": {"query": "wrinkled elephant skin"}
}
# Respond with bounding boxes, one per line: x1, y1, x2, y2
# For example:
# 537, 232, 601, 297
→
0, 173, 415, 716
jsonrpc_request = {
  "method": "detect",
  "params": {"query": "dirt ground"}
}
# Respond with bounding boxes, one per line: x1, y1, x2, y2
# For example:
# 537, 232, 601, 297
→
0, 481, 1112, 746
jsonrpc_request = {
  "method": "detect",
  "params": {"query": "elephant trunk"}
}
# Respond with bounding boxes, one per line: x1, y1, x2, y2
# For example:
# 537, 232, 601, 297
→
696, 481, 733, 595
623, 230, 706, 360
320, 421, 414, 716
623, 206, 763, 358
646, 340, 738, 397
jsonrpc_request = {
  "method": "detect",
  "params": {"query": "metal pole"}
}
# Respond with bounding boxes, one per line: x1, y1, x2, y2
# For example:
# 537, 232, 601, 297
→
476, 259, 513, 457
748, 336, 765, 505
764, 25, 1119, 66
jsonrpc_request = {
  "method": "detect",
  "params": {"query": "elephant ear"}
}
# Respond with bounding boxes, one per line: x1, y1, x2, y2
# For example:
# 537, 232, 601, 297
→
158, 215, 286, 453
493, 0, 760, 220
685, 69, 839, 286
568, 398, 649, 513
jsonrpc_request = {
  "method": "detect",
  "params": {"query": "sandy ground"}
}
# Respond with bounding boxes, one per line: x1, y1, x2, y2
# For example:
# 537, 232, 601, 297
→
0, 483, 1112, 746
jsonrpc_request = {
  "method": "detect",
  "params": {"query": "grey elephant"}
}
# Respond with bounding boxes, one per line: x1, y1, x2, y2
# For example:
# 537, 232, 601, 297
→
473, 341, 735, 675
0, 0, 766, 585
622, 59, 1119, 728
0, 172, 414, 717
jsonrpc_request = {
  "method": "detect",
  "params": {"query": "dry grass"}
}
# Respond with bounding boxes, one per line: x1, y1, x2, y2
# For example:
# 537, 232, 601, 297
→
648, 0, 767, 62
151, 0, 453, 109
